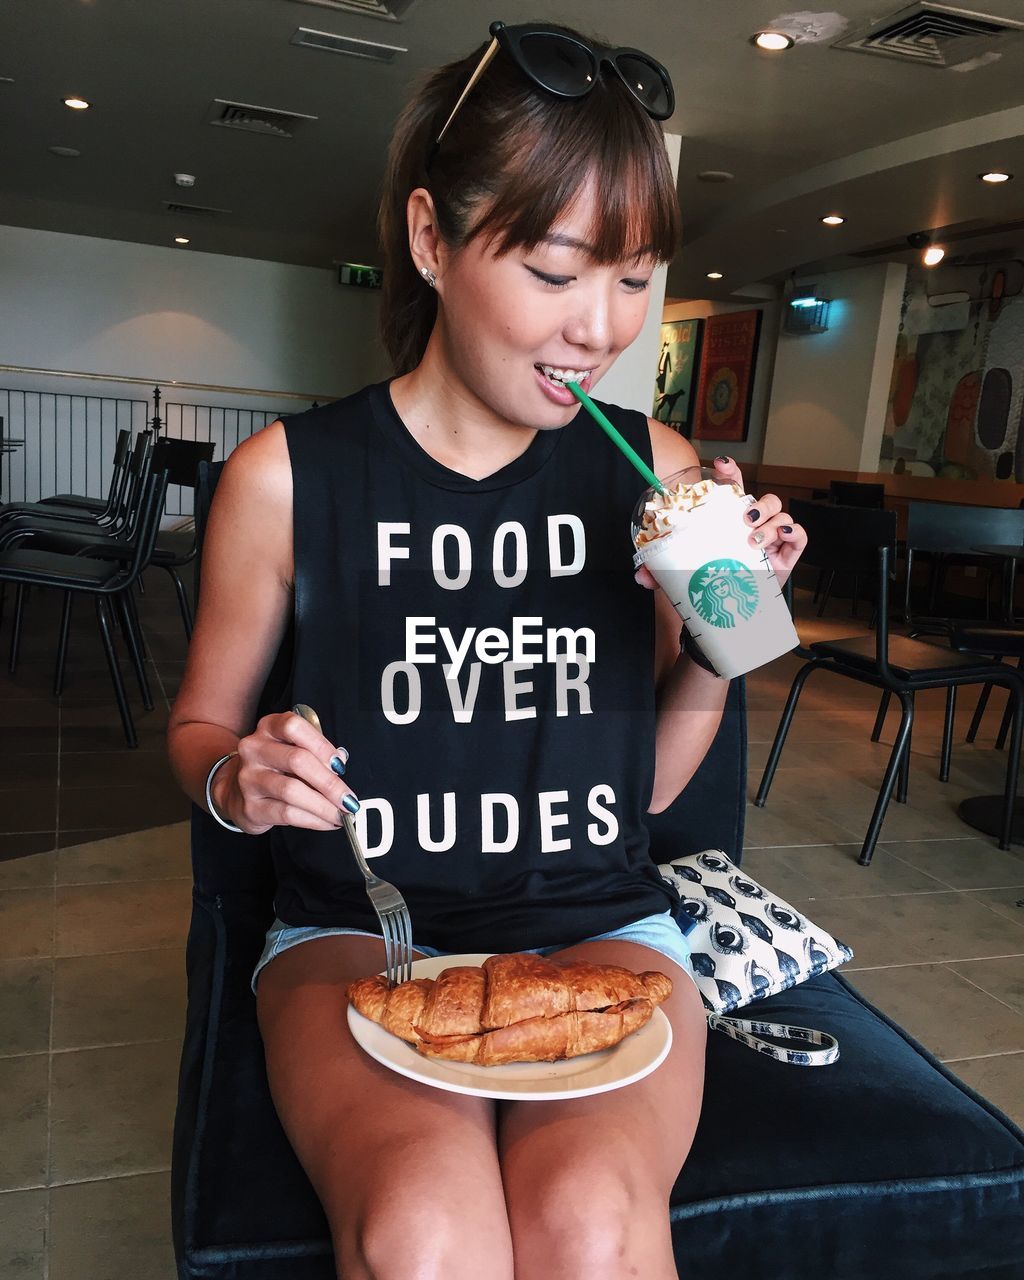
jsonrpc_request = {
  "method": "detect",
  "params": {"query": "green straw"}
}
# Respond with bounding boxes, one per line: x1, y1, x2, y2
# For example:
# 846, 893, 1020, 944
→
567, 382, 666, 494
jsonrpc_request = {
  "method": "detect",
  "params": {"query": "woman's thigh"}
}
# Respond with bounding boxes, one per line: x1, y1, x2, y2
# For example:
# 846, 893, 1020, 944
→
496, 939, 706, 1280
256, 933, 513, 1280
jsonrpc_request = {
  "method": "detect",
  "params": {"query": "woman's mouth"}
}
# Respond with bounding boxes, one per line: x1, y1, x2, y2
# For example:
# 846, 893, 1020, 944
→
534, 364, 594, 405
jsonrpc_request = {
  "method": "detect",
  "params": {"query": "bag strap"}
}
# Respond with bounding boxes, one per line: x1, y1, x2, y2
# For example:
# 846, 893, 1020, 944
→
707, 1013, 840, 1066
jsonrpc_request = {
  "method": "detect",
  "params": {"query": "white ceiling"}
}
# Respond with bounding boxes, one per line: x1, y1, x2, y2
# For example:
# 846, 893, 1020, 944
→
2, 0, 1023, 301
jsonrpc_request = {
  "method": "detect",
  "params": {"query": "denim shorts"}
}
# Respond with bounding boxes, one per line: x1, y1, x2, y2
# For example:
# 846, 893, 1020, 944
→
252, 908, 695, 994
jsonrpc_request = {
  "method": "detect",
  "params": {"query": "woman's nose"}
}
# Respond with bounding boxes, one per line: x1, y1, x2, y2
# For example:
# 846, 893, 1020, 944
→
563, 294, 611, 352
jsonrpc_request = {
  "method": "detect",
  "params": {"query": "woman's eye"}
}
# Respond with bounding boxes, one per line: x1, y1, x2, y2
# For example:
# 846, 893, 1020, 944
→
622, 278, 651, 293
527, 267, 573, 289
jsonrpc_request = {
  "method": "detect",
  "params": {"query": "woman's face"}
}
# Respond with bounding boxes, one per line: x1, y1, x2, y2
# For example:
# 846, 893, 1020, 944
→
435, 178, 657, 430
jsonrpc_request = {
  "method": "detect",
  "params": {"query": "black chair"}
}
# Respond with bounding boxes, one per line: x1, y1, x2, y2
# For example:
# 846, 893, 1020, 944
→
755, 502, 1024, 864
0, 429, 152, 538
0, 468, 168, 747
900, 500, 1024, 627
828, 479, 885, 508
796, 498, 894, 619
147, 438, 216, 640
37, 427, 132, 517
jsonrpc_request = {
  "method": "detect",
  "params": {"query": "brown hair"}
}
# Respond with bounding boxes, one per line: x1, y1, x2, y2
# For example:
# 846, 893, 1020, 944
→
377, 25, 681, 375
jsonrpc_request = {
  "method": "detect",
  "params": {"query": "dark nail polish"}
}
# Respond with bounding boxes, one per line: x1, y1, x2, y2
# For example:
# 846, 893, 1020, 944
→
780, 525, 793, 534
715, 455, 731, 464
341, 794, 360, 815
747, 508, 761, 522
330, 754, 347, 777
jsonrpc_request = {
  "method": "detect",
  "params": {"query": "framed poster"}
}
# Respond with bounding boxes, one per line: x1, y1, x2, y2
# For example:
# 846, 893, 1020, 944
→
652, 318, 702, 431
692, 309, 762, 442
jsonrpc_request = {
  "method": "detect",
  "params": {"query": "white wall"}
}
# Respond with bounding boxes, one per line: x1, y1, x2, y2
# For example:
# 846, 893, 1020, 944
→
595, 134, 681, 416
0, 224, 390, 400
660, 296, 782, 466
762, 262, 907, 471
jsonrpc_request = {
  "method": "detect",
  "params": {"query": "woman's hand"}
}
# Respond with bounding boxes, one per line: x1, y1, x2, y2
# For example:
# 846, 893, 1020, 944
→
712, 455, 807, 586
634, 455, 807, 590
211, 711, 357, 836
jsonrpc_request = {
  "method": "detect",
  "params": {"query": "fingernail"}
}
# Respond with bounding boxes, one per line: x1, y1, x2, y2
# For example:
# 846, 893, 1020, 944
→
715, 455, 731, 464
780, 525, 793, 534
747, 508, 761, 522
753, 532, 766, 545
341, 794, 360, 815
330, 754, 347, 777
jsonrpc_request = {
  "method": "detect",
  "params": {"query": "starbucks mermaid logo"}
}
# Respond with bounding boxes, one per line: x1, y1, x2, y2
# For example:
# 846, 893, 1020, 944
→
689, 559, 759, 628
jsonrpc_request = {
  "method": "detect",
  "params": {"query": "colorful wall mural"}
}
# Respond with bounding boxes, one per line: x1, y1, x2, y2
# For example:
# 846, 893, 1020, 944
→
881, 260, 1024, 480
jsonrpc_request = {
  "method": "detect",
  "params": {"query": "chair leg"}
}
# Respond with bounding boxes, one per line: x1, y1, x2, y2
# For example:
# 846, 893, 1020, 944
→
967, 683, 993, 744
754, 661, 819, 806
122, 585, 148, 662
939, 685, 956, 782
95, 596, 137, 748
997, 678, 1024, 850
817, 569, 836, 618
54, 592, 73, 696
813, 566, 825, 603
896, 691, 914, 804
851, 573, 860, 618
115, 592, 153, 711
871, 690, 891, 742
8, 583, 25, 673
167, 567, 193, 641
995, 694, 1012, 751
859, 690, 914, 867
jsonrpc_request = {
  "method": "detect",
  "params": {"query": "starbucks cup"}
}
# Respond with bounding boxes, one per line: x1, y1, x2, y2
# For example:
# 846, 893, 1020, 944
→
632, 466, 800, 679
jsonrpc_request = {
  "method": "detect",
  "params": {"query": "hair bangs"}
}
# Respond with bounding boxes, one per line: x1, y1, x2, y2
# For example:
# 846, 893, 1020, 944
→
470, 77, 680, 267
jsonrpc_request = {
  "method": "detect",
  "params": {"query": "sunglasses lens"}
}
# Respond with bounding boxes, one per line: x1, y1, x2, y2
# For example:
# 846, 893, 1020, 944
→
616, 54, 672, 116
519, 33, 596, 96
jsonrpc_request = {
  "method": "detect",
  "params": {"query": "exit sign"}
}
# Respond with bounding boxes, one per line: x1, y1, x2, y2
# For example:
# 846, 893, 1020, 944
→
338, 263, 383, 290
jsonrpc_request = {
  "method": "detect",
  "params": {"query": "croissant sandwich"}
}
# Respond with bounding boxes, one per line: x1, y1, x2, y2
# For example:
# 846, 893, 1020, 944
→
347, 952, 672, 1066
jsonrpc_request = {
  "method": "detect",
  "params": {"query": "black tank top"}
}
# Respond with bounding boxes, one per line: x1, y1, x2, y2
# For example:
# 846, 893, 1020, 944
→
271, 379, 678, 952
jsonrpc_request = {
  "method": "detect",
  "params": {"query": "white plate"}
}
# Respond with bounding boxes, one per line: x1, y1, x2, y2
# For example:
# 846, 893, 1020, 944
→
346, 952, 673, 1101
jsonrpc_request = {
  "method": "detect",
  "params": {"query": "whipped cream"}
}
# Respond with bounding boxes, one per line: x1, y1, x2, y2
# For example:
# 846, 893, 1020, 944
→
634, 477, 744, 548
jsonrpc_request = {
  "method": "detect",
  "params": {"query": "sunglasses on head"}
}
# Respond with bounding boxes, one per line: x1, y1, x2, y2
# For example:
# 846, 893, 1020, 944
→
430, 20, 675, 165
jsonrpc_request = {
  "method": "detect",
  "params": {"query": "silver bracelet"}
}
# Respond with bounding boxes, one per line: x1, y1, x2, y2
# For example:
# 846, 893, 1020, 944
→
205, 752, 243, 833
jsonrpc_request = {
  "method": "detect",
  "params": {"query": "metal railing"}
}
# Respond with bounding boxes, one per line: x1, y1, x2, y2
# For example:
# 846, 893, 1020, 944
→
1, 381, 319, 516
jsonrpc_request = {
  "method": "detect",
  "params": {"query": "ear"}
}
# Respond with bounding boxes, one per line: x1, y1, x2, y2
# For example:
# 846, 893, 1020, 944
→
407, 187, 447, 286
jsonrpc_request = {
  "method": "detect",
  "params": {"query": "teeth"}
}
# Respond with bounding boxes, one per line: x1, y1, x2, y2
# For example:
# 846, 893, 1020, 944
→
539, 365, 590, 385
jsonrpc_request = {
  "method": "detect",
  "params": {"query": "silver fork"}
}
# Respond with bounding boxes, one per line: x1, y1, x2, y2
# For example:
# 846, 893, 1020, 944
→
292, 704, 413, 986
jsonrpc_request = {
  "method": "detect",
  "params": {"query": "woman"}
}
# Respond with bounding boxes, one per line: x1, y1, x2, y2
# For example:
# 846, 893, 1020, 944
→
168, 20, 807, 1279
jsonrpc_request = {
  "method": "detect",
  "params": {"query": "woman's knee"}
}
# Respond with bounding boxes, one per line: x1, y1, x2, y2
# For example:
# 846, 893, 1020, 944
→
336, 1179, 514, 1280
506, 1157, 669, 1275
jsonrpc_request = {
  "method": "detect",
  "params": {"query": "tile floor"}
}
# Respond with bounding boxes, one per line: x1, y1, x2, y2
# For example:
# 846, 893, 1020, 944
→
1, 574, 1023, 1278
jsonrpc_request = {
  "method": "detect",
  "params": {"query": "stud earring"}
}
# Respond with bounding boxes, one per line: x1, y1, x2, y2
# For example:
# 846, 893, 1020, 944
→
420, 266, 437, 288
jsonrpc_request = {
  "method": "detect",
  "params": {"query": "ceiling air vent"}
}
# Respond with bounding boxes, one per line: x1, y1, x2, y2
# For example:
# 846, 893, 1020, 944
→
288, 0, 419, 22
163, 201, 232, 217
834, 3, 1024, 67
290, 27, 406, 61
207, 99, 318, 138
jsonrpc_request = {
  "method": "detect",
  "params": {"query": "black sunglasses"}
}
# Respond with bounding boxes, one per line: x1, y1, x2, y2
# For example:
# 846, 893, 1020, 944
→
431, 20, 675, 162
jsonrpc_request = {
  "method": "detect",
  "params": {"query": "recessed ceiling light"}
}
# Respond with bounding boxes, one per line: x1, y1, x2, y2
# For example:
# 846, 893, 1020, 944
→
63, 96, 90, 110
923, 245, 945, 267
49, 145, 80, 158
697, 170, 734, 183
753, 31, 794, 51
174, 237, 190, 246
706, 271, 724, 280
820, 214, 845, 226
979, 171, 1012, 184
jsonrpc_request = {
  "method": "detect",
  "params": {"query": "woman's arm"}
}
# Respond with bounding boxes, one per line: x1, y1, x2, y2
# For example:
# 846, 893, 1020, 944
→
167, 423, 356, 833
644, 419, 729, 814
